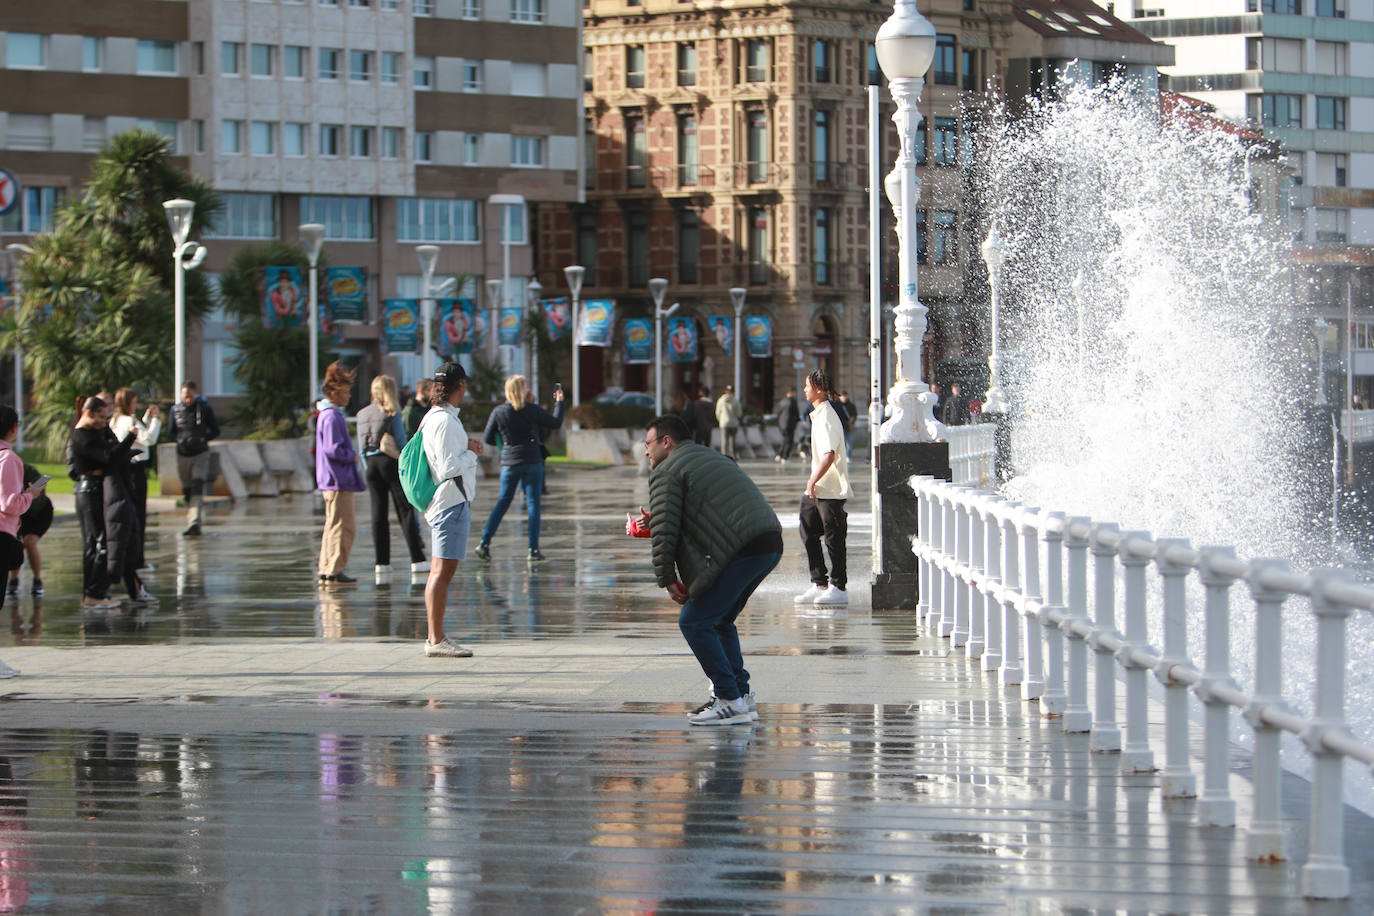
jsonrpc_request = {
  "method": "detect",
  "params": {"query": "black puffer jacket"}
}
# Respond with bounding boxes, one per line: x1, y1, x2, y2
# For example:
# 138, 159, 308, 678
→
648, 442, 781, 598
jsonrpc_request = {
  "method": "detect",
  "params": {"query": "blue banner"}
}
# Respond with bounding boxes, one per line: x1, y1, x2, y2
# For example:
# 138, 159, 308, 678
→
623, 318, 652, 365
542, 298, 571, 342
382, 299, 420, 354
325, 267, 368, 322
263, 266, 305, 328
707, 316, 733, 357
745, 315, 773, 358
498, 305, 523, 346
579, 299, 615, 347
438, 298, 477, 355
469, 302, 488, 351
666, 317, 698, 364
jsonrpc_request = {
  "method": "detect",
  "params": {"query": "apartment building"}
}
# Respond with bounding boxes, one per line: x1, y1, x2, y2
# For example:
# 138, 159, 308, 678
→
0, 0, 581, 399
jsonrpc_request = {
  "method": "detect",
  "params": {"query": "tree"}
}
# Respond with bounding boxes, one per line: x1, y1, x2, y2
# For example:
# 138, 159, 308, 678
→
4, 129, 219, 454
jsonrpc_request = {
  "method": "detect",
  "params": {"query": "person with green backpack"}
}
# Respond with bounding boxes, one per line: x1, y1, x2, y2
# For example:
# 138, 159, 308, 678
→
406, 362, 483, 658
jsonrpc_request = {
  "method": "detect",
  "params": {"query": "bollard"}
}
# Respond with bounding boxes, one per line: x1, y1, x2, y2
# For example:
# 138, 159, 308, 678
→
1090, 523, 1121, 753
1000, 502, 1023, 690
981, 498, 1004, 674
1020, 507, 1045, 701
1196, 546, 1238, 828
1118, 531, 1155, 774
967, 493, 986, 661
1244, 558, 1289, 861
1040, 512, 1068, 717
952, 492, 971, 649
1062, 517, 1093, 733
1153, 538, 1196, 799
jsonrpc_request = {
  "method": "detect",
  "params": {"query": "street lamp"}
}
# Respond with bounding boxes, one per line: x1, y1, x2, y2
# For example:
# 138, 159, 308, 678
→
488, 193, 526, 375
486, 277, 505, 370
980, 225, 1009, 415
874, 0, 939, 444
527, 278, 542, 399
649, 278, 678, 415
2, 243, 32, 448
417, 245, 440, 377
300, 223, 325, 404
163, 199, 208, 397
729, 287, 746, 401
564, 265, 585, 406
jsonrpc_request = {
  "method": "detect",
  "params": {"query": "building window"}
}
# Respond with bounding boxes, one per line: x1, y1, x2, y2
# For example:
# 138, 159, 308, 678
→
382, 127, 403, 159
251, 121, 275, 155
1316, 96, 1347, 130
575, 212, 598, 286
222, 119, 243, 154
137, 119, 180, 153
1314, 0, 1344, 15
1315, 208, 1348, 243
1261, 0, 1299, 12
349, 126, 373, 157
1257, 93, 1302, 127
511, 62, 544, 96
501, 203, 526, 244
814, 207, 830, 285
349, 0, 370, 6
748, 207, 769, 284
5, 114, 50, 151
745, 39, 769, 82
511, 135, 545, 167
193, 119, 204, 154
916, 210, 927, 263
1260, 37, 1303, 71
1317, 152, 1348, 187
933, 117, 958, 166
0, 187, 62, 234
82, 36, 102, 72
349, 50, 372, 81
415, 0, 434, 13
462, 60, 482, 91
193, 41, 205, 75
463, 134, 479, 165
1314, 41, 1348, 75
319, 123, 342, 156
933, 210, 957, 265
284, 122, 307, 156
678, 113, 698, 186
626, 46, 645, 88
300, 195, 375, 240
415, 131, 433, 162
285, 46, 307, 78
866, 42, 880, 85
221, 41, 242, 75
627, 210, 649, 286
915, 120, 927, 165
461, 0, 481, 17
6, 33, 44, 70
251, 43, 274, 76
813, 41, 831, 83
585, 118, 596, 189
746, 109, 768, 182
934, 34, 956, 85
381, 51, 401, 83
679, 210, 699, 284
138, 40, 177, 74
319, 48, 341, 79
962, 48, 978, 91
678, 43, 696, 86
627, 114, 647, 187
205, 192, 276, 238
397, 198, 479, 243
414, 56, 434, 89
511, 0, 544, 23
814, 110, 830, 183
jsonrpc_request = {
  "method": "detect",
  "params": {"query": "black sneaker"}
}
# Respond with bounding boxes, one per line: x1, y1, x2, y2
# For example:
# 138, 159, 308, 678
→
30, 579, 43, 597
333, 573, 357, 584
5, 580, 17, 597
688, 696, 716, 717
528, 549, 545, 561
182, 523, 202, 537
474, 542, 490, 561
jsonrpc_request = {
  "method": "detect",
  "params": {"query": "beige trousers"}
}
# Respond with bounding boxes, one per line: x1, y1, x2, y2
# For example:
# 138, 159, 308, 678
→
318, 490, 357, 576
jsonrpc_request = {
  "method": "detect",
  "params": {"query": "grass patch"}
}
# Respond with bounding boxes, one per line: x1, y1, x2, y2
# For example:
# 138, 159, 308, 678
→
33, 463, 161, 497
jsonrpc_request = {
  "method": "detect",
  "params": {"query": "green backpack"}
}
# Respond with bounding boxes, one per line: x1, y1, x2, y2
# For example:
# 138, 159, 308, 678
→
399, 429, 438, 511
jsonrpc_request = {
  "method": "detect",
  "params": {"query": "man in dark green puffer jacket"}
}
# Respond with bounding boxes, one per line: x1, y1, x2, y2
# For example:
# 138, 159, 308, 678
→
640, 415, 783, 726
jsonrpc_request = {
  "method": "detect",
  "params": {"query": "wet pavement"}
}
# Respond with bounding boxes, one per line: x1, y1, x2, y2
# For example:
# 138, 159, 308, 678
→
1, 461, 1372, 913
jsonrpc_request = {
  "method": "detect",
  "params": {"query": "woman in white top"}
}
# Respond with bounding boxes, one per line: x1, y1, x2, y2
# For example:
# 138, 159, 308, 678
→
417, 362, 483, 658
110, 388, 162, 574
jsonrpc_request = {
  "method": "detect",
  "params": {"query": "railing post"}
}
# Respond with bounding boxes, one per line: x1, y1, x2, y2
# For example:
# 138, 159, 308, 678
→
981, 498, 1003, 674
915, 479, 933, 627
1195, 546, 1238, 827
967, 493, 986, 661
940, 490, 958, 639
1040, 512, 1067, 717
1062, 517, 1092, 732
926, 486, 944, 631
1089, 523, 1121, 753
1020, 507, 1045, 700
999, 503, 1023, 690
1301, 568, 1354, 900
952, 492, 971, 649
1153, 537, 1196, 799
1117, 531, 1154, 774
1244, 557, 1288, 861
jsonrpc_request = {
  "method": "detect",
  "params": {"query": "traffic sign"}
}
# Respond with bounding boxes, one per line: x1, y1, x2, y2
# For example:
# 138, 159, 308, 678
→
0, 168, 19, 216
791, 346, 805, 369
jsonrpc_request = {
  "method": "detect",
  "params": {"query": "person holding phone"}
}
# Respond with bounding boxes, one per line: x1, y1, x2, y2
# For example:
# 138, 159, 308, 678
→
474, 375, 564, 562
0, 404, 44, 678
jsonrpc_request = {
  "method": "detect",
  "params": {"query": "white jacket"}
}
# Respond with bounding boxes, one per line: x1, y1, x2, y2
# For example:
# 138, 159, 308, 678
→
110, 410, 163, 464
418, 402, 479, 524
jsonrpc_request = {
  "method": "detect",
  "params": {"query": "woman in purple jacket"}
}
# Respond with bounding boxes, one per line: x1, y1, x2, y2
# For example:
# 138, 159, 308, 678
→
316, 362, 366, 584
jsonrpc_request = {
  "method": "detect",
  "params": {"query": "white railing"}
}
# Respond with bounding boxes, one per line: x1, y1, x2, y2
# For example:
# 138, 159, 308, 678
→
944, 424, 996, 487
1340, 410, 1374, 443
910, 475, 1374, 901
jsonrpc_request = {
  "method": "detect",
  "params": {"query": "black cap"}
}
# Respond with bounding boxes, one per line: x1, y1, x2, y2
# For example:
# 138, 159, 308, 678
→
434, 361, 467, 385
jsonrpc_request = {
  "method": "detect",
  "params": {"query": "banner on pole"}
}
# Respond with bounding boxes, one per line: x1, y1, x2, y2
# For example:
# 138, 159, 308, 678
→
438, 298, 477, 355
325, 267, 368, 322
745, 315, 773, 358
263, 266, 305, 328
707, 316, 733, 357
381, 298, 421, 354
578, 299, 615, 347
498, 305, 523, 346
542, 298, 571, 342
667, 317, 698, 363
623, 318, 652, 364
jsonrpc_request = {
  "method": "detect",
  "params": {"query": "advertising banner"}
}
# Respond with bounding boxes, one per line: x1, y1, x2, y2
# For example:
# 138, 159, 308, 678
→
707, 316, 733, 357
263, 266, 305, 328
325, 267, 368, 322
542, 298, 571, 342
498, 305, 523, 346
381, 299, 420, 353
745, 315, 773, 358
579, 299, 615, 347
438, 298, 477, 355
623, 318, 653, 364
666, 317, 698, 364
469, 302, 488, 351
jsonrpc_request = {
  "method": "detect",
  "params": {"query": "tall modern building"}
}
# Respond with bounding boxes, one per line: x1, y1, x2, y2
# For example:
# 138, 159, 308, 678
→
1, 0, 581, 401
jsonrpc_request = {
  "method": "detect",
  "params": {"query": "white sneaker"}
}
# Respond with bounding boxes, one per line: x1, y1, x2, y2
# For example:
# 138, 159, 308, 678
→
794, 584, 823, 604
424, 637, 474, 658
814, 585, 848, 605
375, 564, 392, 575
688, 697, 752, 726
0, 660, 19, 679
410, 560, 431, 573
136, 564, 155, 575
132, 587, 157, 604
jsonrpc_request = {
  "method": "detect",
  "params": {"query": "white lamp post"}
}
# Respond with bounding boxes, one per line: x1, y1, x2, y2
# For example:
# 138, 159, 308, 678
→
649, 277, 677, 415
1315, 317, 1329, 406
487, 277, 505, 370
729, 287, 746, 401
564, 265, 585, 406
488, 193, 525, 375
875, 0, 940, 444
980, 225, 1009, 415
300, 223, 325, 404
163, 199, 207, 396
3, 243, 32, 448
417, 245, 440, 377
527, 278, 542, 399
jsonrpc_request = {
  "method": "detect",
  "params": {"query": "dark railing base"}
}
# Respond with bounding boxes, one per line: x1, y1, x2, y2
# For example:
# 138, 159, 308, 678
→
872, 440, 951, 610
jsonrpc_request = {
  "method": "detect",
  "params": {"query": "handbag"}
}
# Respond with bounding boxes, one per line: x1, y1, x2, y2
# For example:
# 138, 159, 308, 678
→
379, 414, 402, 459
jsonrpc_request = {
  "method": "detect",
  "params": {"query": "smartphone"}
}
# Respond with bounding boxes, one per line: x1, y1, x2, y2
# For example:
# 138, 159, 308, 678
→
32, 475, 51, 490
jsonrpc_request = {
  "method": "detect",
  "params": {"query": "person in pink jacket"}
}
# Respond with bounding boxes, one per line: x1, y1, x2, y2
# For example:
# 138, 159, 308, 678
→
0, 405, 44, 679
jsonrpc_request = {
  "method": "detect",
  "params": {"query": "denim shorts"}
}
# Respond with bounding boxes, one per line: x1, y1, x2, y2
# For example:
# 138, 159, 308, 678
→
430, 500, 471, 560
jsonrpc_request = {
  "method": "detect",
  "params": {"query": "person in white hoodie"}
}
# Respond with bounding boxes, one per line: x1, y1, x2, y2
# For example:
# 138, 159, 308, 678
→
417, 362, 483, 658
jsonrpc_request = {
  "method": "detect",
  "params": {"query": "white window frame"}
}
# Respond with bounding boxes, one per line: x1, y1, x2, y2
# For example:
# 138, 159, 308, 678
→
137, 39, 178, 75
222, 119, 244, 155
319, 123, 342, 157
349, 125, 373, 158
510, 135, 545, 168
414, 56, 434, 90
319, 47, 341, 80
300, 195, 376, 241
510, 0, 544, 23
284, 122, 308, 157
6, 33, 45, 70
349, 49, 372, 82
82, 36, 102, 72
462, 60, 482, 92
396, 197, 480, 244
250, 43, 274, 77
251, 120, 276, 155
461, 0, 481, 18
415, 131, 434, 162
381, 51, 401, 83
382, 126, 403, 159
285, 45, 308, 79
222, 41, 242, 76
205, 192, 278, 239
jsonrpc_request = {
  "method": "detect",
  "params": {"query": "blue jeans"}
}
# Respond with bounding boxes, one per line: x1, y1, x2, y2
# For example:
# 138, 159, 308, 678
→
480, 462, 544, 550
678, 551, 781, 702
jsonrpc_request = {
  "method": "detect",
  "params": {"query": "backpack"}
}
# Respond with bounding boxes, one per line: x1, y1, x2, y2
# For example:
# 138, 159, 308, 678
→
399, 429, 437, 511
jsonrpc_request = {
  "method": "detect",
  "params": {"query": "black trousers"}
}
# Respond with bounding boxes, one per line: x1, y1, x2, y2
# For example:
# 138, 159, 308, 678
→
130, 463, 149, 568
778, 424, 797, 459
75, 478, 110, 599
799, 495, 847, 590
365, 453, 427, 566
